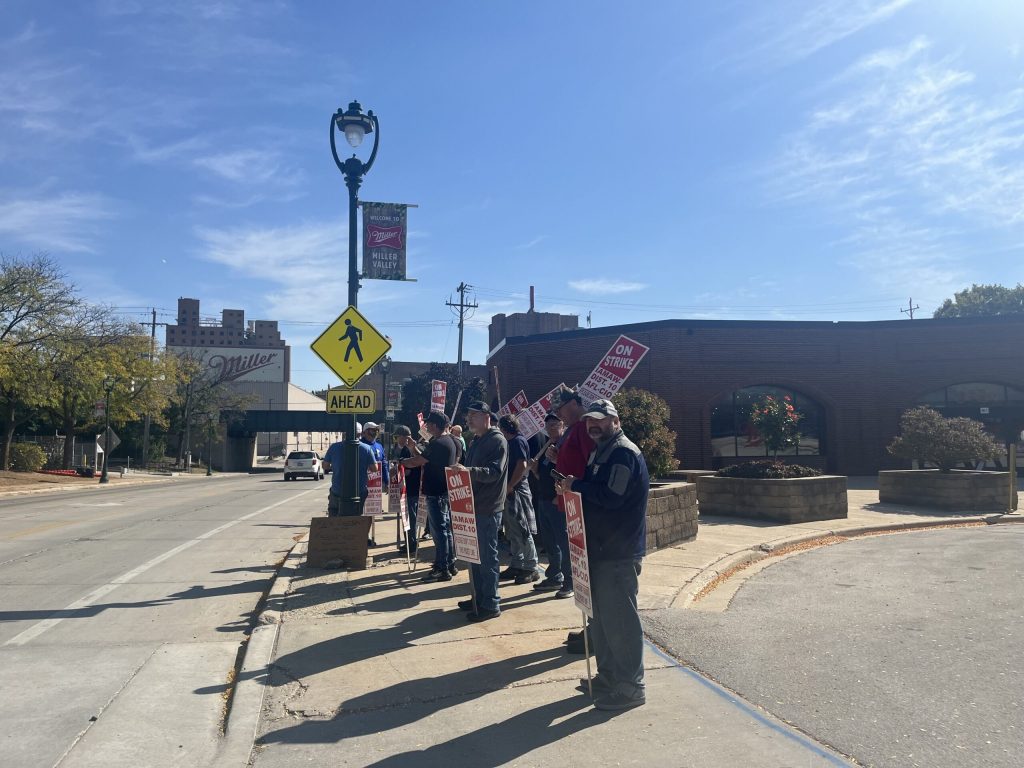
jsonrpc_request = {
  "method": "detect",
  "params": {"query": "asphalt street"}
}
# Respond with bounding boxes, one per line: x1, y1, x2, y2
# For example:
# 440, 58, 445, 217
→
643, 525, 1023, 768
0, 473, 325, 768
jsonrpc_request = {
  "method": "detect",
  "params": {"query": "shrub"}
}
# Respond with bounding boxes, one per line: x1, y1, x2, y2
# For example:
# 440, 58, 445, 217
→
887, 406, 1002, 472
9, 443, 46, 472
612, 388, 680, 479
749, 394, 801, 457
716, 461, 822, 479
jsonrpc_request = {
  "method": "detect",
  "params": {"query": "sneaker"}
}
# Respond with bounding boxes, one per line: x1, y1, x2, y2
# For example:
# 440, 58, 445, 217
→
466, 609, 500, 623
457, 599, 474, 611
435, 571, 453, 582
555, 586, 575, 599
498, 567, 519, 581
594, 691, 645, 711
422, 568, 443, 582
533, 578, 563, 592
565, 630, 583, 644
514, 569, 541, 585
448, 564, 459, 577
578, 676, 613, 696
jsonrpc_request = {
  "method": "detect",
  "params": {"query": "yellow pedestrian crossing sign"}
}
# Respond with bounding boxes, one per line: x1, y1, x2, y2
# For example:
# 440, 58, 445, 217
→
311, 305, 391, 387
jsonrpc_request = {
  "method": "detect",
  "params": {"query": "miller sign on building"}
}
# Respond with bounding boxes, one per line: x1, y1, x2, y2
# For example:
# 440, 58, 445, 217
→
175, 346, 286, 384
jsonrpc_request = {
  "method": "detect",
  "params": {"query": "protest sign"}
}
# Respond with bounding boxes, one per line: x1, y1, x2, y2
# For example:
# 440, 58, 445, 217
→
388, 464, 408, 531
563, 490, 593, 618
498, 390, 530, 417
516, 383, 565, 440
578, 335, 650, 406
445, 466, 480, 564
416, 411, 428, 441
430, 379, 447, 414
363, 467, 383, 516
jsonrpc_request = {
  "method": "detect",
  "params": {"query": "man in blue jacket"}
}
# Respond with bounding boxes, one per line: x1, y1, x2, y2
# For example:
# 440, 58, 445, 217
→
323, 422, 379, 516
557, 398, 648, 711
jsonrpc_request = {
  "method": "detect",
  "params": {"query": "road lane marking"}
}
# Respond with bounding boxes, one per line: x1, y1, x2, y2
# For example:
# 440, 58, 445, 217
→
3, 488, 319, 647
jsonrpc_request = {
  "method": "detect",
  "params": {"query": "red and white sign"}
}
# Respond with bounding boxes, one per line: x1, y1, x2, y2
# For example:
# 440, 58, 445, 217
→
498, 390, 530, 417
578, 335, 650, 406
363, 467, 383, 516
388, 463, 408, 531
416, 411, 428, 441
445, 466, 481, 564
516, 383, 565, 440
431, 379, 447, 414
563, 490, 593, 618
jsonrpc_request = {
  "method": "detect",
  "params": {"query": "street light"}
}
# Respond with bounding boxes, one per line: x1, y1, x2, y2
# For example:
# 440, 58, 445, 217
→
206, 413, 215, 476
379, 354, 392, 456
99, 376, 114, 484
330, 99, 380, 516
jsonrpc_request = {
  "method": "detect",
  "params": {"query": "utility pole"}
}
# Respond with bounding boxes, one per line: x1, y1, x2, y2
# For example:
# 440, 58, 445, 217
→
901, 298, 920, 320
446, 282, 478, 378
142, 308, 156, 467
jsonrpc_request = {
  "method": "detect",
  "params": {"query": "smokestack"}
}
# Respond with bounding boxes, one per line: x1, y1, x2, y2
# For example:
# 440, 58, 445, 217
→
529, 285, 535, 312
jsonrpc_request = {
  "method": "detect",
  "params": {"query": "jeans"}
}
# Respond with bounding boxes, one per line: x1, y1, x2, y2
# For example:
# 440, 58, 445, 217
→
470, 507, 502, 613
425, 495, 454, 570
589, 558, 645, 698
536, 497, 571, 587
502, 486, 538, 572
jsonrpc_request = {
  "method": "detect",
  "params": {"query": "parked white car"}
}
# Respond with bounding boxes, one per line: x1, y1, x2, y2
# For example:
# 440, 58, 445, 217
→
283, 451, 324, 481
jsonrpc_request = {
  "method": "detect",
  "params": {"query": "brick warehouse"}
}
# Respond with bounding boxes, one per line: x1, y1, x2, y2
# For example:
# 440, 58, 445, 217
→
486, 314, 1024, 476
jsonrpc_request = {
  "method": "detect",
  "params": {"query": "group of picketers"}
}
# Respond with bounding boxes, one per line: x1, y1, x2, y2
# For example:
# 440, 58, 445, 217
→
321, 385, 650, 713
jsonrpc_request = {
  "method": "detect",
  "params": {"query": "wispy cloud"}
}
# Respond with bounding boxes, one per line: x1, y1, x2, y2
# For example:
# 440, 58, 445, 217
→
513, 235, 547, 250
569, 278, 647, 295
718, 0, 916, 70
194, 148, 305, 188
768, 37, 1024, 291
0, 192, 117, 252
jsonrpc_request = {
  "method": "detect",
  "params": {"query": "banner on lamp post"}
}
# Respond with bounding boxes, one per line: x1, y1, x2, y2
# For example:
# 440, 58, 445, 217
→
445, 466, 480, 564
578, 335, 650, 406
430, 379, 447, 414
361, 202, 408, 281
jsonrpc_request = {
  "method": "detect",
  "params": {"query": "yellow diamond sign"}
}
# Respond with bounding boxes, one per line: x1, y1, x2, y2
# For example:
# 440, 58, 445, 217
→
311, 306, 391, 387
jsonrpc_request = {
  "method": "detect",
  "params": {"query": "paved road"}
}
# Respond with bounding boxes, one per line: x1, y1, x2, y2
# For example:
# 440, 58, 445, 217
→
0, 474, 324, 768
643, 525, 1023, 768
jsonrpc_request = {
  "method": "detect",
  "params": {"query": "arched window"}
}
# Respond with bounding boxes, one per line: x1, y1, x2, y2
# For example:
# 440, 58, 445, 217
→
710, 385, 826, 458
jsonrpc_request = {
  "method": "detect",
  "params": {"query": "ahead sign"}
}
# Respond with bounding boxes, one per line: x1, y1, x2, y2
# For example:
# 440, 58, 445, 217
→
326, 388, 376, 414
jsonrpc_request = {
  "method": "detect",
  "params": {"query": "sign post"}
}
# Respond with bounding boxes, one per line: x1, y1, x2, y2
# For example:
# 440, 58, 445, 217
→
446, 466, 481, 614
563, 490, 594, 694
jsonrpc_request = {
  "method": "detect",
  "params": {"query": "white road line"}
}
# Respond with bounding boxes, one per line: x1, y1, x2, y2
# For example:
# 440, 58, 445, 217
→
3, 488, 318, 647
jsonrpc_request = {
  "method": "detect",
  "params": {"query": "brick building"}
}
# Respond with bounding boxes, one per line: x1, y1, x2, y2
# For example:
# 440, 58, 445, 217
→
486, 315, 1024, 476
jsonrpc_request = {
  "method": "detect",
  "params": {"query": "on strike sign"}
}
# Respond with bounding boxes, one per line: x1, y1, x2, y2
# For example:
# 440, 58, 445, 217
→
388, 463, 408, 531
431, 379, 447, 414
563, 490, 593, 618
578, 335, 650, 406
363, 467, 383, 516
445, 467, 481, 564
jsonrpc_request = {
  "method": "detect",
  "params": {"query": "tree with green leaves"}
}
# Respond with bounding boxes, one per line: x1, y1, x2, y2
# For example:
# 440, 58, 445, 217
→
611, 388, 679, 478
396, 362, 487, 431
887, 406, 1002, 472
933, 283, 1024, 318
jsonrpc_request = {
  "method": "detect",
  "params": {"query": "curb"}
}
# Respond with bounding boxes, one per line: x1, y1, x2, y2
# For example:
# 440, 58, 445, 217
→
670, 513, 1023, 610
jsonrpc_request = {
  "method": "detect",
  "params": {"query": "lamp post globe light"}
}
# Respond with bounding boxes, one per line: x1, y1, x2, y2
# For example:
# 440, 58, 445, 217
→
99, 377, 114, 484
330, 99, 380, 516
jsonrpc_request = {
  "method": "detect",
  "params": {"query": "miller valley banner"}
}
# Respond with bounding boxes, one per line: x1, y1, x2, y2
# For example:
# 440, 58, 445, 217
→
563, 491, 593, 618
445, 467, 481, 564
578, 335, 650, 406
362, 202, 408, 280
363, 467, 383, 516
430, 380, 447, 414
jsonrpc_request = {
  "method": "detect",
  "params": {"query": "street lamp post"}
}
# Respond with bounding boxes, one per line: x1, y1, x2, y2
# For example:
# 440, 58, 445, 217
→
379, 355, 392, 457
99, 377, 114, 484
330, 100, 379, 516
206, 413, 215, 476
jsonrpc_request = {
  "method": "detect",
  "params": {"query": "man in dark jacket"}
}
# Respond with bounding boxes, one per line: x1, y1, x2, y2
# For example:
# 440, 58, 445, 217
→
557, 398, 648, 711
456, 401, 508, 622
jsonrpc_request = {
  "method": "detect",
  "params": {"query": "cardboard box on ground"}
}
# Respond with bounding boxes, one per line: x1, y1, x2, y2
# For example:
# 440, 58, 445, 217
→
307, 516, 373, 570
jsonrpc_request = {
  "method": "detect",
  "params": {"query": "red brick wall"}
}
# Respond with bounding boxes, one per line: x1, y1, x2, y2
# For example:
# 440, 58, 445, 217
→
487, 316, 1024, 476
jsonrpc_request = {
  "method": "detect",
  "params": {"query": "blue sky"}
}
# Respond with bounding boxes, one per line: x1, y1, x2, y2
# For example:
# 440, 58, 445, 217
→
2, 1, 1023, 392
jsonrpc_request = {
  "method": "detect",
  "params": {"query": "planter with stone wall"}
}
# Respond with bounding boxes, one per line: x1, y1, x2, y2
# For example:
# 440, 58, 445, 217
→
646, 481, 699, 551
878, 470, 1016, 512
696, 475, 848, 524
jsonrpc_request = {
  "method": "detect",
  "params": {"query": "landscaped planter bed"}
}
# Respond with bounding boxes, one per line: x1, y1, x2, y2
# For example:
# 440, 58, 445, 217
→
878, 470, 1016, 512
696, 475, 848, 523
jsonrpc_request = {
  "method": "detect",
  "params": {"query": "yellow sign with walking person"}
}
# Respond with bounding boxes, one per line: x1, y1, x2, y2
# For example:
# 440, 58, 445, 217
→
311, 305, 391, 386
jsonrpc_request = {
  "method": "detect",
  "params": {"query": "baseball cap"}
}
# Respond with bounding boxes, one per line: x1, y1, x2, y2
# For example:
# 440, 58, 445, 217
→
466, 401, 492, 414
394, 425, 412, 437
582, 399, 618, 420
363, 421, 379, 431
424, 410, 450, 427
551, 385, 581, 410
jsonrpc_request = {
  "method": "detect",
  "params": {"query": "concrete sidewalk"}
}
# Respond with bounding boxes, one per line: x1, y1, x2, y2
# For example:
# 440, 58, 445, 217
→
243, 486, 1019, 767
